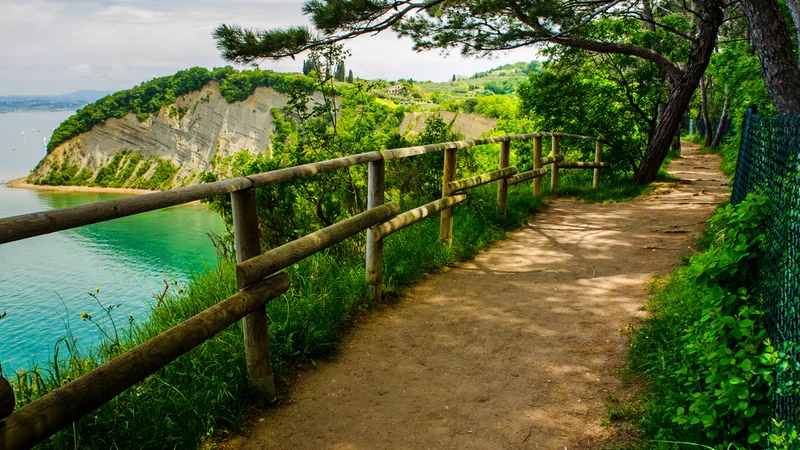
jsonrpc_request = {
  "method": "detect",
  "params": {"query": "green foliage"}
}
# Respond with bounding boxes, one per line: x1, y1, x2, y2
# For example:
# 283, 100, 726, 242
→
518, 61, 660, 178
139, 158, 179, 190
34, 151, 178, 191
473, 94, 516, 119
628, 194, 782, 448
36, 157, 81, 186
334, 62, 346, 82
217, 68, 314, 103
388, 113, 466, 200
48, 67, 313, 154
706, 42, 773, 119
91, 152, 126, 187
203, 45, 413, 248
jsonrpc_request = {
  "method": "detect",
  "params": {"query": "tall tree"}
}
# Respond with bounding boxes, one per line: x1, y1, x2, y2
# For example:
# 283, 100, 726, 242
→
335, 62, 346, 81
213, 0, 726, 184
347, 69, 354, 83
739, 0, 800, 114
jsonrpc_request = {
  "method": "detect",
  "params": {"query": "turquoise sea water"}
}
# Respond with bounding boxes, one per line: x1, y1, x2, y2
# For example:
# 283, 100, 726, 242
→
0, 111, 225, 374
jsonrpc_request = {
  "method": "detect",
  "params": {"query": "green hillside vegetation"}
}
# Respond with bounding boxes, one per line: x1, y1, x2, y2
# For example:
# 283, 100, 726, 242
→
418, 61, 543, 103
364, 61, 542, 110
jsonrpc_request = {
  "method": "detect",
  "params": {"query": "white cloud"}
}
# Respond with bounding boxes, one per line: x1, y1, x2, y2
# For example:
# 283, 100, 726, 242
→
65, 64, 95, 79
0, 0, 540, 95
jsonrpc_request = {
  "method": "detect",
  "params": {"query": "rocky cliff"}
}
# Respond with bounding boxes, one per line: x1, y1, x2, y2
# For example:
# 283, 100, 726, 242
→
29, 82, 291, 188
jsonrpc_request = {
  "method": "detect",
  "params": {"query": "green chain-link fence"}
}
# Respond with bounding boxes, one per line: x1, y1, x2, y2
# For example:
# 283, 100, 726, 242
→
732, 106, 800, 429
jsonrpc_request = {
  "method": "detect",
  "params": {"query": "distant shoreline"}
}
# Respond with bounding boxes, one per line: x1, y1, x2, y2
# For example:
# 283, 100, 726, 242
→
5, 177, 155, 195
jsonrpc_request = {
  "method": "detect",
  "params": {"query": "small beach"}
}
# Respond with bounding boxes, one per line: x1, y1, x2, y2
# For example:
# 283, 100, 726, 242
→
6, 177, 156, 195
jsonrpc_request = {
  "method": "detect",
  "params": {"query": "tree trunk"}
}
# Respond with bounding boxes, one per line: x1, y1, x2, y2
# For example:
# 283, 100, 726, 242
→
635, 1, 724, 185
740, 0, 800, 114
710, 99, 729, 149
672, 130, 682, 154
700, 76, 713, 147
785, 0, 800, 66
642, 0, 656, 32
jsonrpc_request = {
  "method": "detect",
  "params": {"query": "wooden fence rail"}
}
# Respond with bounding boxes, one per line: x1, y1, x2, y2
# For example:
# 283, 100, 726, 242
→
0, 131, 608, 450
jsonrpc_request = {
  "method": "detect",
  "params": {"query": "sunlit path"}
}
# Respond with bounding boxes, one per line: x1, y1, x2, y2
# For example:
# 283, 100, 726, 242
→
227, 142, 728, 449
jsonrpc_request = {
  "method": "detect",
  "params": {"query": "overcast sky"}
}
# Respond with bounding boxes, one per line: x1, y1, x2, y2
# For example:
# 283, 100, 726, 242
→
0, 0, 541, 96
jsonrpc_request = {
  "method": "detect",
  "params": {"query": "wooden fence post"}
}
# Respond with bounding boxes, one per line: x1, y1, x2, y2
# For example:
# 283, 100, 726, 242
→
440, 147, 457, 245
366, 159, 385, 302
231, 187, 276, 402
551, 135, 560, 193
0, 375, 13, 420
593, 140, 603, 189
533, 136, 543, 197
497, 140, 510, 214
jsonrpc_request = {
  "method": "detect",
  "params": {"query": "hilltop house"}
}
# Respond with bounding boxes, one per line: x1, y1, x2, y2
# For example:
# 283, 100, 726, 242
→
387, 84, 405, 95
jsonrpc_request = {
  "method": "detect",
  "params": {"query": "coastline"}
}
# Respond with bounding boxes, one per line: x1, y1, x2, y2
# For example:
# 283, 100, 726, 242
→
5, 177, 156, 195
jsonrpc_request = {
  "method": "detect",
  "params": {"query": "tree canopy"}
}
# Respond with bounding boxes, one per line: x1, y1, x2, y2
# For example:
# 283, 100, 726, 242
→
214, 1, 734, 184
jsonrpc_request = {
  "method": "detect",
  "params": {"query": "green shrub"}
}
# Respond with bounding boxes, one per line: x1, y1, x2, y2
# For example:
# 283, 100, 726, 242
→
91, 152, 126, 187
629, 193, 780, 448
139, 158, 178, 190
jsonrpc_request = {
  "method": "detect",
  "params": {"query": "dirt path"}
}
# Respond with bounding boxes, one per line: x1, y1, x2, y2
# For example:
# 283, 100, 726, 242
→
228, 142, 728, 449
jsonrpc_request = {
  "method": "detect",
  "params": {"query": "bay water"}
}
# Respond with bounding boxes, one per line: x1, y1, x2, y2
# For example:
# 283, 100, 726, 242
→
0, 111, 226, 374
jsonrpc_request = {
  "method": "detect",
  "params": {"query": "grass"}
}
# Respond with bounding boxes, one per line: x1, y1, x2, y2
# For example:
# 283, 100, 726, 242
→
6, 183, 547, 449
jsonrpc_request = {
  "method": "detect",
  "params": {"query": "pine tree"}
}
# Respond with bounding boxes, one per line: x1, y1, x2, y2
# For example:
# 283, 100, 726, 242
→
335, 62, 346, 82
347, 69, 354, 83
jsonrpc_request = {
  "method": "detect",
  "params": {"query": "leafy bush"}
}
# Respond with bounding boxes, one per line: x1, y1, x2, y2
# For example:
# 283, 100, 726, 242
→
629, 193, 782, 448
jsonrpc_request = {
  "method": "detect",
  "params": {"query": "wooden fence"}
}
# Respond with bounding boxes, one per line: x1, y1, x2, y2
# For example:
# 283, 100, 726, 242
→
0, 132, 608, 449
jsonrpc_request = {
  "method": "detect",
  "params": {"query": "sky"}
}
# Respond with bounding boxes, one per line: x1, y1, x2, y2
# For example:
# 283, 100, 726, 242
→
0, 0, 541, 96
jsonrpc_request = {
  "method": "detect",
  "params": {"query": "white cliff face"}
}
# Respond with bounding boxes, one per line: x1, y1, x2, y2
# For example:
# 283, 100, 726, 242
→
30, 82, 290, 186
399, 111, 498, 139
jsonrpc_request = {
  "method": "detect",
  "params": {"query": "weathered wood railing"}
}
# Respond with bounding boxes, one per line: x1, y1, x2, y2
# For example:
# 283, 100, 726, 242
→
0, 131, 608, 449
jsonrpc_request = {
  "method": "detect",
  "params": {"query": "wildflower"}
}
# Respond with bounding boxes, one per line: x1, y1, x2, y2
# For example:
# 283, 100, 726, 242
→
80, 312, 91, 321
96, 287, 100, 293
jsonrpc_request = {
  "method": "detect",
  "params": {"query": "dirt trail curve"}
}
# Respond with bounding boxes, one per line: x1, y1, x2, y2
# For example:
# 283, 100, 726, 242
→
228, 142, 729, 449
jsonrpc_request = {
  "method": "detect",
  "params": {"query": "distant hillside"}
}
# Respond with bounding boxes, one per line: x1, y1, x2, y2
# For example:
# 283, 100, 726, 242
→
0, 90, 114, 103
0, 91, 114, 113
389, 60, 544, 105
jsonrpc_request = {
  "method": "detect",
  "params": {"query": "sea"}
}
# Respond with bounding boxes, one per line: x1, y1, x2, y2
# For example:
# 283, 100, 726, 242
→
0, 111, 225, 375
